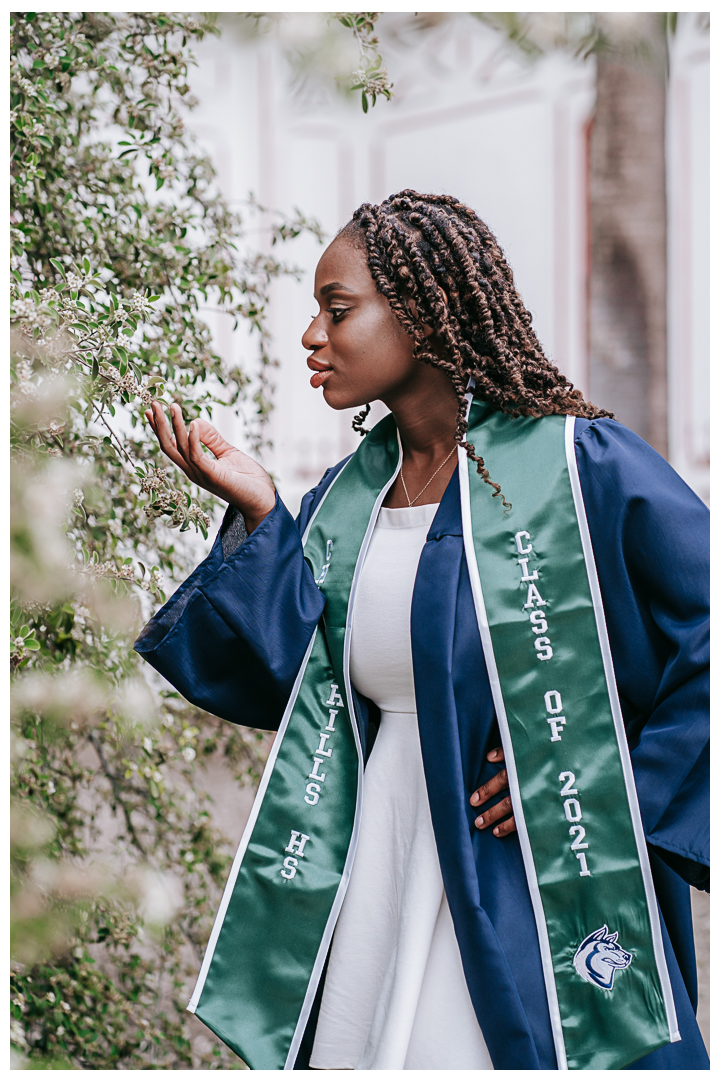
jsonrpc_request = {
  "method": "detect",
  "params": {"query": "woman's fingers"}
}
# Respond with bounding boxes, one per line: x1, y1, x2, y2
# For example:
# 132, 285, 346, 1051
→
470, 766, 508, 807
489, 814, 516, 838
170, 402, 191, 462
187, 417, 221, 480
474, 793, 512, 829
148, 402, 188, 472
470, 745, 517, 837
191, 417, 238, 460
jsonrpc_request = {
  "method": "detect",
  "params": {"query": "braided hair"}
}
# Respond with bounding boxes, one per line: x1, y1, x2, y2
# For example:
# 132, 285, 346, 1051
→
340, 190, 612, 505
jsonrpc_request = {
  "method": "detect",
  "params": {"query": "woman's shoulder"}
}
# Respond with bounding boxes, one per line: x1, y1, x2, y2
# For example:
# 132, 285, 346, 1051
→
572, 416, 708, 517
571, 416, 708, 586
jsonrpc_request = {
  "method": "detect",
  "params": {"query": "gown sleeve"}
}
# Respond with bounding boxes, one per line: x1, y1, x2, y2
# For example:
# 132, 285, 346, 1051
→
133, 491, 326, 731
574, 419, 709, 891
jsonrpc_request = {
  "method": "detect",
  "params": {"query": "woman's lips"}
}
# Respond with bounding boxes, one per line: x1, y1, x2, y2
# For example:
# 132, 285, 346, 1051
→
309, 367, 333, 388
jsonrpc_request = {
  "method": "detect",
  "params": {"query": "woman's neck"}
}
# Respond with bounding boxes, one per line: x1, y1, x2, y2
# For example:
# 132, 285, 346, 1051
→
384, 365, 459, 462
381, 366, 461, 507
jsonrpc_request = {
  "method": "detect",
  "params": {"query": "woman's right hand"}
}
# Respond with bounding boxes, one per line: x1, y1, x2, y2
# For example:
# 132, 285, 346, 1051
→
145, 401, 276, 533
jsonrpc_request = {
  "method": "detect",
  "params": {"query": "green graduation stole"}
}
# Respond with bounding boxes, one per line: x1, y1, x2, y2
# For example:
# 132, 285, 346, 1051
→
187, 403, 678, 1071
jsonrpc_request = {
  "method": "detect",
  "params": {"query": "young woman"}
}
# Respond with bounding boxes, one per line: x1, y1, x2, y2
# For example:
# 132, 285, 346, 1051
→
136, 191, 708, 1071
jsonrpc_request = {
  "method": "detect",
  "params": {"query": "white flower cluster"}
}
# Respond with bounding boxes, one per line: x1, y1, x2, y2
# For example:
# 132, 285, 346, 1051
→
100, 365, 153, 406
141, 479, 210, 532
140, 468, 167, 494
149, 568, 164, 592
14, 358, 37, 398
13, 298, 34, 319
130, 292, 154, 318
15, 75, 39, 98
91, 561, 136, 582
352, 68, 393, 98
12, 291, 55, 334
143, 490, 186, 524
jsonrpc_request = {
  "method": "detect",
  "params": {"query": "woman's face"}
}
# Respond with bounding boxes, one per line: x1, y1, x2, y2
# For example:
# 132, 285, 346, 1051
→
302, 237, 430, 412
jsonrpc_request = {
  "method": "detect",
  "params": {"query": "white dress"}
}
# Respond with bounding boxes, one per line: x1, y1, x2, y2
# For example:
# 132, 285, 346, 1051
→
309, 502, 493, 1071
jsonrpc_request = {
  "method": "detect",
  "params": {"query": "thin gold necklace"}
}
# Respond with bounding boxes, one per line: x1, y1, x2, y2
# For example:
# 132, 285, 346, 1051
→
400, 446, 456, 507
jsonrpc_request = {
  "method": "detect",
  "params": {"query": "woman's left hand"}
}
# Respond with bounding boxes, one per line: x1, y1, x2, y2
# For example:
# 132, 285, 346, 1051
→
470, 747, 517, 837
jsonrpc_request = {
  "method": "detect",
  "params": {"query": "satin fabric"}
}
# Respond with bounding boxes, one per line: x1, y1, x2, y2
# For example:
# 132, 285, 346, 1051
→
135, 416, 709, 1070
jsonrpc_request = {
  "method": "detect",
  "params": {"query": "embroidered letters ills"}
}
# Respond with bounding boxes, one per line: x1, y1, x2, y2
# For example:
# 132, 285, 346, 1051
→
304, 683, 344, 806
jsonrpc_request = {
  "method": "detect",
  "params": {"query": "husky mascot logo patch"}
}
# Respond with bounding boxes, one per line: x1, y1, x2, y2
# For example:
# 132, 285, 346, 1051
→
573, 925, 632, 990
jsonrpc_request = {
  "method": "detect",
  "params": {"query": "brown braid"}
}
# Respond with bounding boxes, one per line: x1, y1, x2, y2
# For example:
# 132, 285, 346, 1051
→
339, 190, 613, 507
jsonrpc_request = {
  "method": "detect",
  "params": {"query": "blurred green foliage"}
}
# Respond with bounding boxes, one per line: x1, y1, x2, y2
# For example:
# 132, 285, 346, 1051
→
9, 11, 320, 1068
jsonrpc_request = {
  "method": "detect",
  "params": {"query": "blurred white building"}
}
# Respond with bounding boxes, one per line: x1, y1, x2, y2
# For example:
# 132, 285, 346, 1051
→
189, 13, 708, 512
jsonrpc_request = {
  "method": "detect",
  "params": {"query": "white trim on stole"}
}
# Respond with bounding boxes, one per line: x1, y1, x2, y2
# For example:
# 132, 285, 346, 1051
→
457, 412, 681, 1072
285, 447, 401, 1068
563, 415, 679, 1044
187, 448, 404, 1072
187, 460, 356, 1017
457, 442, 568, 1070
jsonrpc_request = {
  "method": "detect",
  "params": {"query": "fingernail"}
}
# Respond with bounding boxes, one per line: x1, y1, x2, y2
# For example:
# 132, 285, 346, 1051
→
489, 749, 498, 759
475, 816, 484, 827
494, 827, 500, 835
470, 793, 478, 806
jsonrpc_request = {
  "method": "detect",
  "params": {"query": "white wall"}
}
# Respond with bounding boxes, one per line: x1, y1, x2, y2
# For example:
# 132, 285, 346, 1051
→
666, 13, 710, 501
188, 14, 708, 512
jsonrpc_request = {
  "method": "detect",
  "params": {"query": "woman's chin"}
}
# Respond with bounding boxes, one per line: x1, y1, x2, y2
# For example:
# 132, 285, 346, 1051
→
321, 386, 362, 412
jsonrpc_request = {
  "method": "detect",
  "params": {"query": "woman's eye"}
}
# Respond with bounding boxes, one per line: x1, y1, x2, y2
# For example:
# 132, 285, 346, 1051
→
328, 307, 349, 323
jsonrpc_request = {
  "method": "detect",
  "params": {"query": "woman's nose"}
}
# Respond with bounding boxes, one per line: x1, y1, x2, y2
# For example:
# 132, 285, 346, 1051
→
302, 315, 328, 352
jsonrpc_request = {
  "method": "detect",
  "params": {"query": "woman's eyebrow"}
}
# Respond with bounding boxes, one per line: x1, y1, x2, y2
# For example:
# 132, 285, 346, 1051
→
318, 281, 357, 296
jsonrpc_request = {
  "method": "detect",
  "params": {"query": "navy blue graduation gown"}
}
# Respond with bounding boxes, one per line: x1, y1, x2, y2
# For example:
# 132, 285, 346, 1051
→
135, 417, 709, 1070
